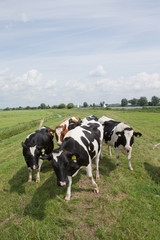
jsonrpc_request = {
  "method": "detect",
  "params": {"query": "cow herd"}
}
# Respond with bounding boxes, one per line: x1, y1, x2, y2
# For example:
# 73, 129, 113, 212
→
21, 115, 142, 201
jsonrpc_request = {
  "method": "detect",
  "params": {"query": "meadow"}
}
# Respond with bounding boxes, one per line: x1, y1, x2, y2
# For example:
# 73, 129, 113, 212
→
0, 108, 160, 240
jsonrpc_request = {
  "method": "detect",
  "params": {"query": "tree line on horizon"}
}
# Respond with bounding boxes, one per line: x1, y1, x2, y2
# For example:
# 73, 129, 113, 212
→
2, 95, 160, 111
121, 95, 160, 107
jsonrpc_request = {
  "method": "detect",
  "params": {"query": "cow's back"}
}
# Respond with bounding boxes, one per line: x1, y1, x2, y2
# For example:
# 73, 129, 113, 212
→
103, 120, 120, 142
62, 121, 103, 162
24, 127, 54, 153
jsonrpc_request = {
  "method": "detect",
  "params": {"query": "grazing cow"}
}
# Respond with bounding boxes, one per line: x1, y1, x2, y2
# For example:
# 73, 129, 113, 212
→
54, 117, 79, 146
21, 126, 54, 183
41, 120, 103, 201
101, 117, 142, 170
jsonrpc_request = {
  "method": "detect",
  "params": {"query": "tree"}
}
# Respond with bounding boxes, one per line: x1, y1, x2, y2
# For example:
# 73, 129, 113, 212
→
58, 103, 66, 109
121, 98, 128, 106
67, 103, 74, 109
39, 103, 46, 109
100, 101, 106, 107
83, 102, 88, 108
52, 105, 58, 109
151, 96, 160, 106
128, 98, 138, 106
138, 97, 148, 106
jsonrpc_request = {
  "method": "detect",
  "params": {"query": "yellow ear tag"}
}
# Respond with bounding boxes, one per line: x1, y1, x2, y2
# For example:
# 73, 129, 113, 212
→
72, 155, 76, 160
118, 134, 121, 137
41, 149, 45, 153
137, 134, 140, 138
50, 131, 53, 134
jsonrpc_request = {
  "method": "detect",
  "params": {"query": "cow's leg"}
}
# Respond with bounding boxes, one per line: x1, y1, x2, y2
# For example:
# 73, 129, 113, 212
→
108, 146, 112, 156
28, 167, 32, 182
36, 158, 43, 183
65, 176, 72, 201
115, 148, 119, 168
100, 144, 103, 160
86, 164, 99, 193
127, 151, 133, 171
95, 153, 100, 180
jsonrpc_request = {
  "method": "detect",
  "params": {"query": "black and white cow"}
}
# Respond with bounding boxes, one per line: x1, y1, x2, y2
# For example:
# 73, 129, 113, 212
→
98, 116, 114, 156
99, 116, 142, 170
67, 115, 98, 131
81, 115, 98, 124
41, 120, 103, 201
21, 126, 54, 183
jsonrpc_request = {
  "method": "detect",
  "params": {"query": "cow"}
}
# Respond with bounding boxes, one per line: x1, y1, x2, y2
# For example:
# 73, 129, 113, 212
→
98, 116, 114, 156
54, 117, 79, 146
81, 115, 98, 124
21, 126, 54, 183
41, 120, 103, 201
67, 115, 99, 131
100, 116, 142, 170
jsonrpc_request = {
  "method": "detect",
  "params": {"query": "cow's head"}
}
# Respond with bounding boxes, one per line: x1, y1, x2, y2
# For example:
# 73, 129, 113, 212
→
68, 119, 82, 130
41, 150, 69, 186
115, 128, 142, 152
55, 125, 68, 146
41, 150, 80, 187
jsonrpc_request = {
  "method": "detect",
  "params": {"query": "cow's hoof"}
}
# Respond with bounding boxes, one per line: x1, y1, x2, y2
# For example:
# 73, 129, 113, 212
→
28, 179, 32, 183
115, 164, 119, 168
65, 196, 70, 202
36, 178, 40, 183
96, 176, 100, 180
93, 187, 99, 194
129, 167, 134, 171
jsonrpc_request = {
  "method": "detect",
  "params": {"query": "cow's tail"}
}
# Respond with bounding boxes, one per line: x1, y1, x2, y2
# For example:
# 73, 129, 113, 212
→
153, 143, 160, 150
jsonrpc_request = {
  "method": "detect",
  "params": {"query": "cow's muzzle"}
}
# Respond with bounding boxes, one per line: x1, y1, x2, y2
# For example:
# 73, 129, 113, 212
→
58, 181, 67, 187
32, 165, 39, 170
125, 146, 131, 152
33, 165, 36, 170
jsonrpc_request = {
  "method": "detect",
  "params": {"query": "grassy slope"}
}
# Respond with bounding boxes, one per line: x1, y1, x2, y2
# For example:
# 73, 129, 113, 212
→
0, 109, 160, 240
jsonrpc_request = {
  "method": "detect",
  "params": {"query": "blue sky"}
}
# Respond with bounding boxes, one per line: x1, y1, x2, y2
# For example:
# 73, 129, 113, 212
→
0, 0, 160, 108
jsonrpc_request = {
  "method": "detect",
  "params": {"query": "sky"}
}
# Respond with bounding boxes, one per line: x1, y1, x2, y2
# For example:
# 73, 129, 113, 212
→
0, 0, 160, 108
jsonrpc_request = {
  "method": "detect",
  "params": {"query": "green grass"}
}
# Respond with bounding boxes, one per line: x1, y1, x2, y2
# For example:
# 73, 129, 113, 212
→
0, 108, 160, 240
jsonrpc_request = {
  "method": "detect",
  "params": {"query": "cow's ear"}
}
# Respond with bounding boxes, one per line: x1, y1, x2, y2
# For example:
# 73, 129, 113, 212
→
48, 129, 55, 135
21, 142, 27, 148
116, 132, 122, 137
134, 132, 142, 138
63, 150, 71, 157
63, 129, 68, 135
63, 124, 67, 130
37, 146, 45, 154
41, 153, 53, 160
63, 151, 74, 160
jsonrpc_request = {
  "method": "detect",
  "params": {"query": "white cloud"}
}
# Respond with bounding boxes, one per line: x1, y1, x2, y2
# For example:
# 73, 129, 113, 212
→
0, 68, 57, 97
22, 69, 43, 87
21, 13, 29, 23
45, 80, 57, 89
89, 65, 106, 77
96, 72, 160, 91
0, 66, 160, 107
129, 72, 160, 89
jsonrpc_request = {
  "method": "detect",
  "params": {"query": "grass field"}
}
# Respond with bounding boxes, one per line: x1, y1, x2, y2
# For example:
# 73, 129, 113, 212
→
0, 108, 160, 240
